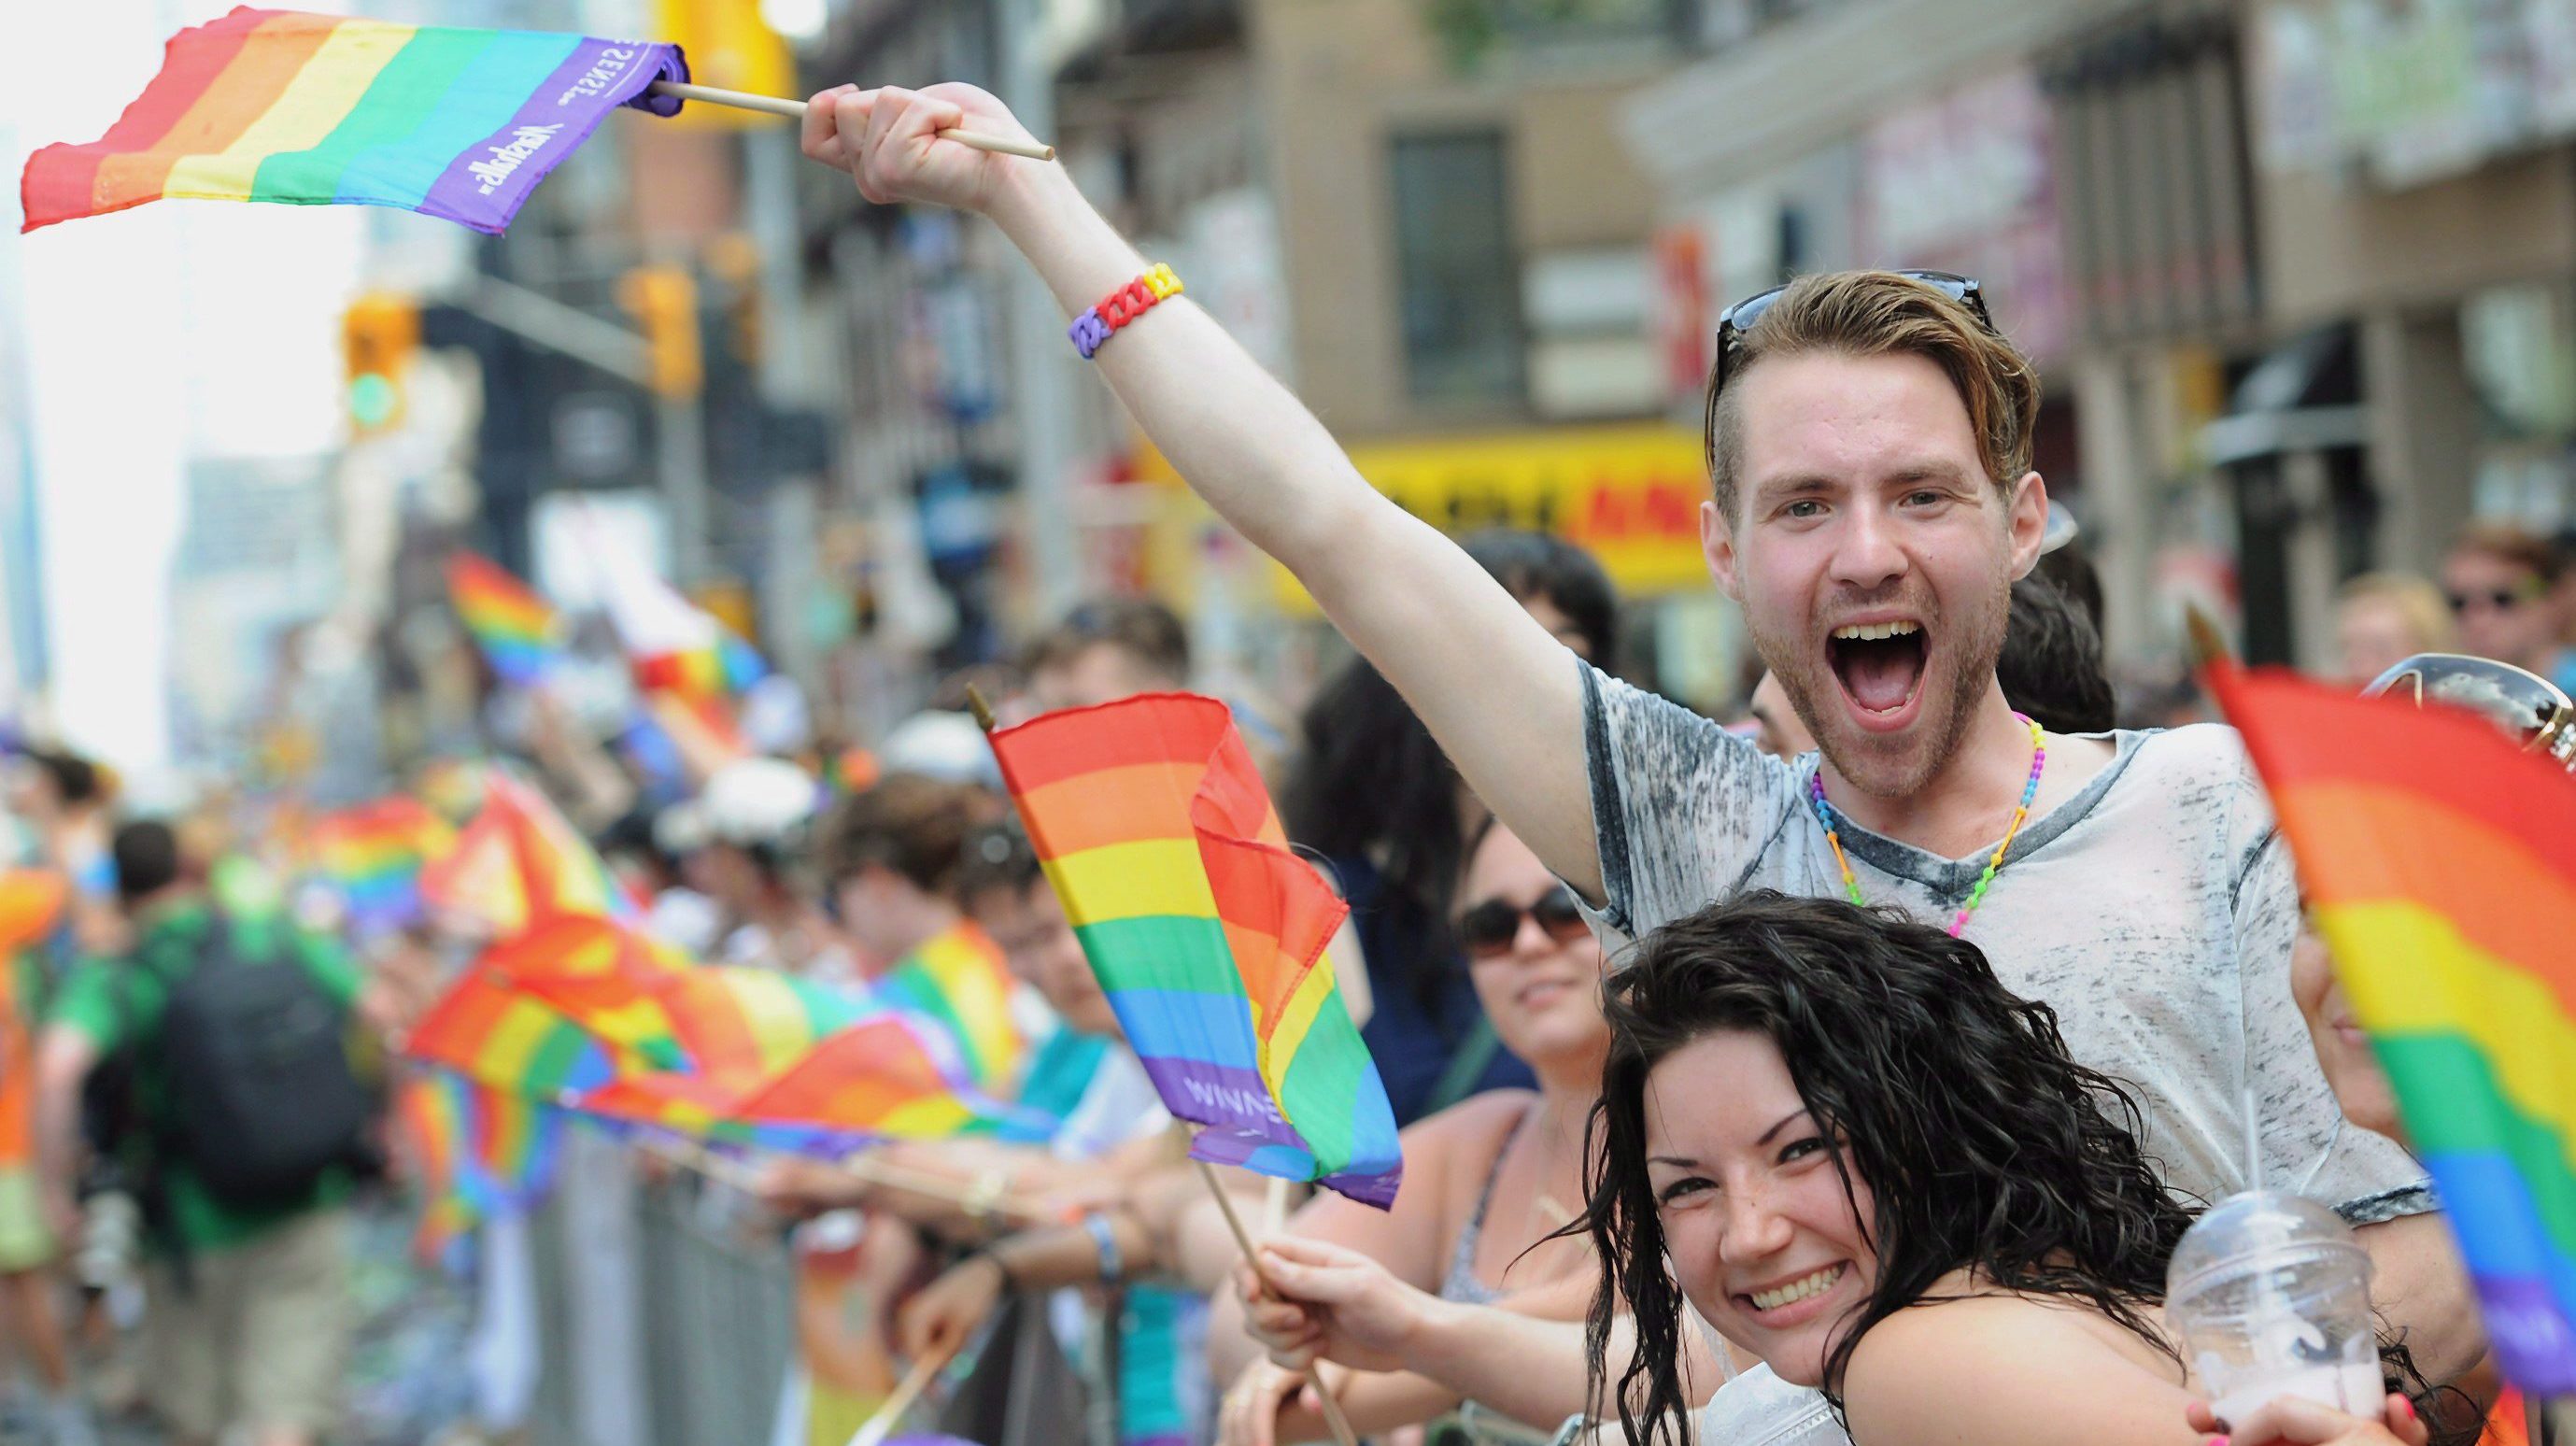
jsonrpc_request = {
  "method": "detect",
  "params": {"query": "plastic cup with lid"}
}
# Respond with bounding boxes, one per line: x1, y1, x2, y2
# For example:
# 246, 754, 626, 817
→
2165, 1190, 2383, 1426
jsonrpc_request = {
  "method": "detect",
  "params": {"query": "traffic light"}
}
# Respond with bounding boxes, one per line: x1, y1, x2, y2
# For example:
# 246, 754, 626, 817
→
618, 265, 702, 399
342, 291, 419, 436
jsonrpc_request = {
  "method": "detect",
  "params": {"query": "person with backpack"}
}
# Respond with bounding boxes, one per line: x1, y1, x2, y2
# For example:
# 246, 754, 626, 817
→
31, 820, 380, 1446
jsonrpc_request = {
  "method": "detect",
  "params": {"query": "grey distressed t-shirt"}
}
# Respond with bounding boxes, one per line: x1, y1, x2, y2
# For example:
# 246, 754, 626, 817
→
1578, 662, 2428, 1220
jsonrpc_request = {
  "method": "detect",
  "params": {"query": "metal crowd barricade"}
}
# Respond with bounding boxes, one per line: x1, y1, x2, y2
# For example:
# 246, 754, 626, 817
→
521, 1145, 1085, 1446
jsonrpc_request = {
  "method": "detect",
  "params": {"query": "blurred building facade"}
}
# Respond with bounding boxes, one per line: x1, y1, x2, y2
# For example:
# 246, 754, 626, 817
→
1634, 0, 2576, 673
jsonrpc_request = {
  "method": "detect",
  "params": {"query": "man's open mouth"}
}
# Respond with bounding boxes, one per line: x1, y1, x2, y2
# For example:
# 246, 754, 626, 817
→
1827, 620, 1927, 716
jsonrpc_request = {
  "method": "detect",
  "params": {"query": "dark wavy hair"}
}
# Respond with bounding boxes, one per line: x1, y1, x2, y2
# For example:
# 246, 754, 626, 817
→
1281, 530, 1616, 999
1577, 891, 2194, 1443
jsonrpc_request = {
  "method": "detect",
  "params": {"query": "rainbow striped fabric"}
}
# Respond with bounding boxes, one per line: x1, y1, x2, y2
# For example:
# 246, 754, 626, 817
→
421, 772, 636, 933
446, 551, 565, 688
2209, 663, 2576, 1393
481, 914, 868, 1078
397, 1069, 563, 1266
311, 795, 455, 929
872, 921, 1026, 1096
577, 1012, 1040, 1154
990, 693, 1402, 1207
20, 7, 684, 234
403, 961, 634, 1103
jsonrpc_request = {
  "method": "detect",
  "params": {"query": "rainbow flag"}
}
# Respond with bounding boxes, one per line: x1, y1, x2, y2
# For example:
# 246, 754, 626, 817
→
403, 960, 636, 1104
0, 872, 67, 953
480, 914, 869, 1078
312, 795, 455, 929
577, 1012, 1040, 1154
397, 1069, 563, 1266
2207, 663, 2576, 1393
871, 921, 1026, 1096
20, 7, 685, 234
421, 771, 636, 934
446, 551, 565, 688
989, 693, 1401, 1207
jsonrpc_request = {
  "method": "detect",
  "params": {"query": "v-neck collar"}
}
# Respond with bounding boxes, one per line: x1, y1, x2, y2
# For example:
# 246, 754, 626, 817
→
1796, 730, 2149, 895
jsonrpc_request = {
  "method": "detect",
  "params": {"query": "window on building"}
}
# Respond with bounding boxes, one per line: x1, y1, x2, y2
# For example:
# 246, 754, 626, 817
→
1390, 131, 1526, 405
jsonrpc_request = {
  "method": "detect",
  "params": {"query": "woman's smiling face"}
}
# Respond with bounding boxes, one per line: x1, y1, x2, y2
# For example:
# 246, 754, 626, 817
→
1644, 1028, 1877, 1389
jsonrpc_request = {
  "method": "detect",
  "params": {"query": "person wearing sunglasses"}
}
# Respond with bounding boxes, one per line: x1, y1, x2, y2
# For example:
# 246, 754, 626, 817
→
1210, 821, 1612, 1446
794, 83, 2470, 1423
2438, 523, 2576, 698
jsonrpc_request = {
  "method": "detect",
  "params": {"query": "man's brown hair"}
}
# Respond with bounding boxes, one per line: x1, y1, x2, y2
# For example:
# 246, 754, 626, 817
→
2448, 520, 2564, 586
1021, 597, 1190, 687
1705, 270, 2044, 520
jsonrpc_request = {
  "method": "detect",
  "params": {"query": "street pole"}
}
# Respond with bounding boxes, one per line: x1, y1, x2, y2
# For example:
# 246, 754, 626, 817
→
1000, 0, 1083, 617
657, 394, 712, 588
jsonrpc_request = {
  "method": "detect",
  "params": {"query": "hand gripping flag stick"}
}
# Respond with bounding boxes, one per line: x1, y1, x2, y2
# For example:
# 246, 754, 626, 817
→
645, 81, 1055, 160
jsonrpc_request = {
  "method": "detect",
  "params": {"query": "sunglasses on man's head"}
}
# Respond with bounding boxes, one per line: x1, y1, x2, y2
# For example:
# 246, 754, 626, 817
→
1706, 270, 1994, 403
1458, 885, 1590, 959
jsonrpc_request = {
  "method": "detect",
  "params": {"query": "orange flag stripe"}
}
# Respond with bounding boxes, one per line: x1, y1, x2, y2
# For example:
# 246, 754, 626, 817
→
1014, 759, 1210, 858
2278, 779, 2576, 1015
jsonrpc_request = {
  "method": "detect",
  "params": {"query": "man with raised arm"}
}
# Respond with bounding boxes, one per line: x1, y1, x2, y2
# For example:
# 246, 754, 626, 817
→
797, 83, 2475, 1438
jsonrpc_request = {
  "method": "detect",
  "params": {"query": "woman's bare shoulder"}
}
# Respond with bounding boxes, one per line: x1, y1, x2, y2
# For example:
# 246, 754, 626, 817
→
1841, 1292, 2194, 1446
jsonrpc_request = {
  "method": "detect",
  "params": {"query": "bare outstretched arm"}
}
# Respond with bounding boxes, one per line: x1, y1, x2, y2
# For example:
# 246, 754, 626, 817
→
800, 83, 1603, 898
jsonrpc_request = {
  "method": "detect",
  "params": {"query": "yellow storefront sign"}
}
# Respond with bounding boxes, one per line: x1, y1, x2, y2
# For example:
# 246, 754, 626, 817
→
1135, 424, 1715, 609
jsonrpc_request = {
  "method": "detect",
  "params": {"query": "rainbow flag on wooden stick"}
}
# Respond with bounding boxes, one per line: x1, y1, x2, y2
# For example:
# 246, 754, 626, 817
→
2207, 662, 2576, 1393
21, 7, 686, 234
988, 693, 1402, 1207
446, 552, 565, 688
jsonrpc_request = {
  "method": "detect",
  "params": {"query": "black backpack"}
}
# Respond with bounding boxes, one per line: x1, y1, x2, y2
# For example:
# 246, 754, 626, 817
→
145, 914, 376, 1210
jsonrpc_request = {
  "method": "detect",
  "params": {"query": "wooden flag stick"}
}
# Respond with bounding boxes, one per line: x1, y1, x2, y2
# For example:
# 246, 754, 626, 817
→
846, 1349, 946, 1446
645, 80, 1057, 161
1197, 1161, 1359, 1446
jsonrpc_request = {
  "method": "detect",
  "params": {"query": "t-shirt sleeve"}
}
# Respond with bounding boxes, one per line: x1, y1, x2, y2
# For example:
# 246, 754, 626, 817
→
2229, 792, 2433, 1222
47, 958, 127, 1053
1578, 659, 1800, 938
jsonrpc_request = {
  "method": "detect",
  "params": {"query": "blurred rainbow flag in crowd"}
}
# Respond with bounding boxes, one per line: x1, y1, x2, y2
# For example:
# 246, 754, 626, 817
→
872, 922, 1026, 1096
477, 914, 863, 1078
421, 771, 637, 933
990, 693, 1402, 1207
310, 795, 455, 930
19, 7, 685, 234
577, 1010, 1042, 1155
446, 551, 566, 688
408, 914, 1042, 1156
396, 1069, 562, 1265
2210, 662, 2576, 1394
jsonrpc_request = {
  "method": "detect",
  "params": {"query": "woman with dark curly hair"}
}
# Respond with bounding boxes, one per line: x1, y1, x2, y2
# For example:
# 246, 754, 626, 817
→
1236, 892, 2442, 1446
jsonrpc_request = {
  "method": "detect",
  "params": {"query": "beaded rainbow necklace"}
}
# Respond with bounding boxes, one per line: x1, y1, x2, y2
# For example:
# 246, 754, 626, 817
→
1805, 712, 2047, 938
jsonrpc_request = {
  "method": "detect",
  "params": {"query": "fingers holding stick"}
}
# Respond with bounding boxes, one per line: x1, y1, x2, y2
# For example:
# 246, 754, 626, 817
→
1196, 1163, 1358, 1446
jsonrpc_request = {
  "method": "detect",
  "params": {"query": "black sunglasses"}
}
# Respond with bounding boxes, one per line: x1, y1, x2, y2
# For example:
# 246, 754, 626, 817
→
1706, 269, 1994, 407
1458, 885, 1590, 959
2444, 585, 2541, 615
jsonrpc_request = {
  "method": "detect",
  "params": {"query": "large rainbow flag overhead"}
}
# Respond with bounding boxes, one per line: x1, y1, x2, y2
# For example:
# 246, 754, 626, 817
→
989, 693, 1402, 1207
21, 8, 686, 234
446, 551, 565, 688
2207, 662, 2576, 1393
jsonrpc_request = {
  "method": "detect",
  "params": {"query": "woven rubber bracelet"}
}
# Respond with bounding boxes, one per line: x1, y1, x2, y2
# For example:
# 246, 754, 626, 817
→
1070, 262, 1183, 360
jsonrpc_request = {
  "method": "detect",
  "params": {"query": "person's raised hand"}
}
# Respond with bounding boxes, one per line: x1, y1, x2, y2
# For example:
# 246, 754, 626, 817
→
1242, 1235, 1435, 1374
896, 1253, 1006, 1365
2187, 1391, 2429, 1446
797, 82, 1040, 217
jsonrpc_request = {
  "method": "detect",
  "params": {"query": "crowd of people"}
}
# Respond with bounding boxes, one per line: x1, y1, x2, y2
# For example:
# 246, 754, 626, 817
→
0, 67, 2568, 1446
